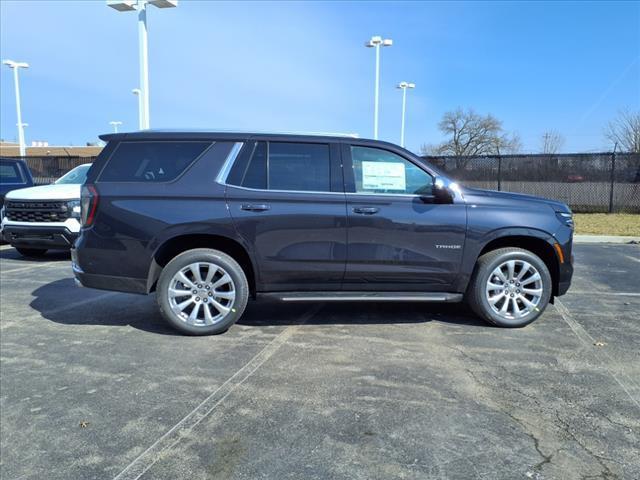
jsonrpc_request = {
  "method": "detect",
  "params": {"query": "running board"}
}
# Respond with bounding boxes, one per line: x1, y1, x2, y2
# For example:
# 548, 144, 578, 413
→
259, 292, 464, 303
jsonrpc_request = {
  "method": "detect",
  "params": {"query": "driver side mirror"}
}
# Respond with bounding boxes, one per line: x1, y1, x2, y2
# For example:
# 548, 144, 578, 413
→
431, 177, 454, 204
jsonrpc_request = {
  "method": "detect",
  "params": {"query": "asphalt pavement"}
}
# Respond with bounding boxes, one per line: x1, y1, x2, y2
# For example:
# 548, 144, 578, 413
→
0, 243, 638, 480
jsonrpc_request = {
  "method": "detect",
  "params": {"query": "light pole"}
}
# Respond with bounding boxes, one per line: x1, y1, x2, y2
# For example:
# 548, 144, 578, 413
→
109, 121, 123, 133
3, 60, 29, 156
397, 81, 415, 148
365, 35, 392, 140
132, 88, 143, 129
107, 0, 178, 129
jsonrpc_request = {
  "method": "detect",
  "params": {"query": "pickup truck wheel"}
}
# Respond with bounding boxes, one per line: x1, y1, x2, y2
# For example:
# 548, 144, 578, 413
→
15, 247, 48, 257
157, 248, 249, 336
467, 247, 552, 328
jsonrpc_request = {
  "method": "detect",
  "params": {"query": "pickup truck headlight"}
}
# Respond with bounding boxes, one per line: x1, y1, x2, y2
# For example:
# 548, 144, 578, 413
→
67, 200, 81, 219
556, 211, 574, 229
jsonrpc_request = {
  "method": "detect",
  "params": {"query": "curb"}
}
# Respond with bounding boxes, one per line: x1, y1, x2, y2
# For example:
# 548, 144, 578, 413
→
574, 235, 640, 244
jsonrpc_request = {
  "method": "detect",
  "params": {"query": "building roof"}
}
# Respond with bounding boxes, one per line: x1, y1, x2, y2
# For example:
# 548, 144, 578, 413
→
0, 142, 102, 157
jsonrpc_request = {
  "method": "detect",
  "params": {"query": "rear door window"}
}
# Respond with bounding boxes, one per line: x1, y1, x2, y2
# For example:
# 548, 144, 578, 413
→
226, 141, 331, 192
98, 141, 211, 182
268, 142, 331, 192
0, 161, 25, 184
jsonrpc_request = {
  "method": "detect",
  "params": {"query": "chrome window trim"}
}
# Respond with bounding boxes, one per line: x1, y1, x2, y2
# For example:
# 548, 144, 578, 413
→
223, 183, 345, 196
345, 192, 428, 199
215, 142, 245, 184
218, 141, 432, 199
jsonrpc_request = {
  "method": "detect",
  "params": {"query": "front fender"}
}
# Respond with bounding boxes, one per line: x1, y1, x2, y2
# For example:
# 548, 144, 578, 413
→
456, 226, 555, 292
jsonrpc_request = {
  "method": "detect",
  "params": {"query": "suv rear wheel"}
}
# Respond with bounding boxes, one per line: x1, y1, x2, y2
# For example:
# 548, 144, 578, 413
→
467, 247, 552, 327
157, 248, 249, 335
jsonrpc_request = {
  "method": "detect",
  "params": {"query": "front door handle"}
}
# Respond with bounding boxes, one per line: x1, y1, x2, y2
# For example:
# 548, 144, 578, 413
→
353, 206, 380, 215
241, 204, 270, 212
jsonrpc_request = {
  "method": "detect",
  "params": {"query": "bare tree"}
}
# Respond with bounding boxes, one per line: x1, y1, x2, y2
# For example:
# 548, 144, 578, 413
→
540, 130, 565, 154
604, 109, 640, 153
421, 108, 521, 166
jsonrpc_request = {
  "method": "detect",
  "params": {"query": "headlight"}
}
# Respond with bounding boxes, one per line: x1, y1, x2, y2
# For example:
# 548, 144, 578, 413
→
556, 211, 573, 229
67, 200, 81, 219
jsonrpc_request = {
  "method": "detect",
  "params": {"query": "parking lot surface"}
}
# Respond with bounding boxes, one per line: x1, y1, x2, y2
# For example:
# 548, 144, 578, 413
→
1, 243, 639, 479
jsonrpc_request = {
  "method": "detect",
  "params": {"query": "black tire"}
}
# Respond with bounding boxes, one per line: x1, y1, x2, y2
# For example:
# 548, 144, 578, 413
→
157, 248, 249, 335
467, 247, 552, 328
15, 247, 48, 257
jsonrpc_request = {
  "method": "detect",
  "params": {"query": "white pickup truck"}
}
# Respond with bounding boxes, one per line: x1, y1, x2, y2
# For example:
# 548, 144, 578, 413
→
1, 164, 91, 257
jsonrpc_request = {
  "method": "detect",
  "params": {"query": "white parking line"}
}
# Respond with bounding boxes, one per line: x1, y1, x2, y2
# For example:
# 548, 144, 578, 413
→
568, 291, 640, 297
0, 262, 64, 275
40, 292, 120, 317
555, 299, 640, 411
113, 304, 322, 480
622, 253, 640, 264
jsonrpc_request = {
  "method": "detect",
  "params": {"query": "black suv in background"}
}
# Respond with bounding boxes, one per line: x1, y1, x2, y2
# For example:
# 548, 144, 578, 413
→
0, 157, 34, 205
1, 157, 34, 243
72, 131, 574, 335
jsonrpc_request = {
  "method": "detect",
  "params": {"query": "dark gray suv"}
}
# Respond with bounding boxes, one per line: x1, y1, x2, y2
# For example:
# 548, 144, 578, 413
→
72, 131, 574, 335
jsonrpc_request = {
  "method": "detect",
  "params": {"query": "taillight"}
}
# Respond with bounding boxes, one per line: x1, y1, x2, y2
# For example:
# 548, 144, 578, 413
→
81, 184, 99, 227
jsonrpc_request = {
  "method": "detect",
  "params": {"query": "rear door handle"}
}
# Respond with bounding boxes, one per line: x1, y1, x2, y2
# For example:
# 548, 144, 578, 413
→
240, 203, 270, 212
353, 206, 379, 215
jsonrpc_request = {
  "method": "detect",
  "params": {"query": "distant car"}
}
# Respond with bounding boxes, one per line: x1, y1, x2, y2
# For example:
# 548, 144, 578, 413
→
0, 157, 35, 241
1, 164, 91, 257
565, 174, 585, 183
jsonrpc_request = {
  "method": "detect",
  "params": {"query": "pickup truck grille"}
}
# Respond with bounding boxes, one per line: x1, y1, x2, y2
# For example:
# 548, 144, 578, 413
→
5, 201, 70, 223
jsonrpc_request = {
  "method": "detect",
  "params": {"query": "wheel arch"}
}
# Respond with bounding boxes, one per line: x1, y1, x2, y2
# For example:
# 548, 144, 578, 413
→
460, 228, 561, 298
147, 233, 257, 296
478, 235, 560, 298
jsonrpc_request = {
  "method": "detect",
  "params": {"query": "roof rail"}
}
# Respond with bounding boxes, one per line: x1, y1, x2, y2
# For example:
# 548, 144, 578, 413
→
140, 129, 360, 138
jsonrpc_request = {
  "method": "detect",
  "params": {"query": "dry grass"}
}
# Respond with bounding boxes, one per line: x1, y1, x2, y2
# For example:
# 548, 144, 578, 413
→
574, 214, 640, 236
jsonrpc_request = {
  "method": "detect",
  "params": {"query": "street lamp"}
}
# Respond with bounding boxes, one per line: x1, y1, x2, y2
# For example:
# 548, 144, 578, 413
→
109, 121, 123, 133
3, 59, 29, 156
107, 0, 178, 129
132, 88, 143, 130
365, 35, 392, 140
396, 81, 415, 148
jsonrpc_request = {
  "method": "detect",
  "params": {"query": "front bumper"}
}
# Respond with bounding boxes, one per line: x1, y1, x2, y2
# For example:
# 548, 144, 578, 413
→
553, 227, 574, 297
3, 224, 79, 249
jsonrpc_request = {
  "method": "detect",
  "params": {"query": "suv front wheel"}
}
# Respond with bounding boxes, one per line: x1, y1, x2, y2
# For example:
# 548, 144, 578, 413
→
467, 247, 552, 327
157, 248, 249, 335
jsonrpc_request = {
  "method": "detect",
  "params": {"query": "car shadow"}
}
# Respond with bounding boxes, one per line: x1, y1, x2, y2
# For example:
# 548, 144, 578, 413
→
31, 278, 488, 334
238, 300, 489, 328
0, 248, 70, 262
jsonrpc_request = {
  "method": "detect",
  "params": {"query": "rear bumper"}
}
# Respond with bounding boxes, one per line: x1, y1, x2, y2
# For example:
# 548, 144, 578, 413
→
3, 224, 78, 249
71, 247, 147, 294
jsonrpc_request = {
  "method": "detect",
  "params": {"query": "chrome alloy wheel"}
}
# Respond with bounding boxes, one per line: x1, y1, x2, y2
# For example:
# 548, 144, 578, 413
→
485, 259, 543, 320
167, 262, 236, 327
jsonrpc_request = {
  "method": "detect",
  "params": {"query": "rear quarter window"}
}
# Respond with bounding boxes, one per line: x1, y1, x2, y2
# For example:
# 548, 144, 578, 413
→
0, 161, 25, 184
98, 141, 211, 182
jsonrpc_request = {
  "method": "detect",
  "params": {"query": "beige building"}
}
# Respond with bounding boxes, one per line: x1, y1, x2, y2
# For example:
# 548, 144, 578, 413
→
0, 141, 102, 157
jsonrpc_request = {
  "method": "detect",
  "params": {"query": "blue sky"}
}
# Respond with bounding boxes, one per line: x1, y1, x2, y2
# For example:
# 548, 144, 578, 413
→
1, 0, 639, 153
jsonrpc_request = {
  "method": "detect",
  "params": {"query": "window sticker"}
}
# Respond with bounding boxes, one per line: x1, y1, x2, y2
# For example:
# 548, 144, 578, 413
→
361, 161, 406, 191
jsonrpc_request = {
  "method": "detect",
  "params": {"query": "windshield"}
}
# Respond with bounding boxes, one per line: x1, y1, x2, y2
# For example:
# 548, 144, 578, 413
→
55, 164, 91, 185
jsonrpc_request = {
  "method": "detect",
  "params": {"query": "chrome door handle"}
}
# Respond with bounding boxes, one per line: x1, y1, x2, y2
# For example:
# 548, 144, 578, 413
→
353, 207, 379, 215
240, 204, 270, 212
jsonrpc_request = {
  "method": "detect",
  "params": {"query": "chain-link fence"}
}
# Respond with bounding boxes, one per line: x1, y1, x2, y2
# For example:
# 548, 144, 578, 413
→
424, 152, 640, 213
6, 153, 640, 213
8, 156, 95, 186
